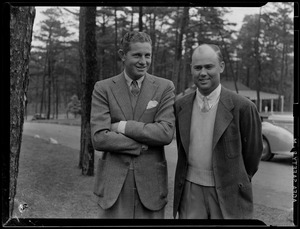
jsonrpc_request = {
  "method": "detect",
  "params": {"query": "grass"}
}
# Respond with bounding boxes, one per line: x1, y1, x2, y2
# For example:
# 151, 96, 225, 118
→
14, 135, 99, 219
12, 118, 295, 226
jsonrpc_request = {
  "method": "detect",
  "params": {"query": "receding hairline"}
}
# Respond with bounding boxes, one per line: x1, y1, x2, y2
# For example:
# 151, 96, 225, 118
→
192, 44, 223, 63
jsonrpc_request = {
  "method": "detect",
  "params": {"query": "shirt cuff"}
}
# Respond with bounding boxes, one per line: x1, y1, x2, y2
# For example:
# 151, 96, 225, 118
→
118, 121, 127, 134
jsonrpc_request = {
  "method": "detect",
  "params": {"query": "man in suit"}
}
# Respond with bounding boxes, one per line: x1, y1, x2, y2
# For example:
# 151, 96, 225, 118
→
91, 31, 175, 218
173, 44, 263, 219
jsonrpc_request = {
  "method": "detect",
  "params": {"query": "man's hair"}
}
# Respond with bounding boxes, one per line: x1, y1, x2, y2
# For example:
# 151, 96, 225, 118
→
120, 31, 152, 54
194, 43, 224, 63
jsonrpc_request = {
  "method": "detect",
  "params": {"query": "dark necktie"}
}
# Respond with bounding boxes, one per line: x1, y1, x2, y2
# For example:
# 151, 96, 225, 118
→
131, 80, 140, 96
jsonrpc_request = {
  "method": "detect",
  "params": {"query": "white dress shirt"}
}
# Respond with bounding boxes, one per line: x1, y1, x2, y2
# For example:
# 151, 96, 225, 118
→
196, 84, 221, 112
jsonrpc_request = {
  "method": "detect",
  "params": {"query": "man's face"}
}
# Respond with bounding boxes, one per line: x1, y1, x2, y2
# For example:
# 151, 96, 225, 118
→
191, 45, 225, 96
119, 42, 152, 80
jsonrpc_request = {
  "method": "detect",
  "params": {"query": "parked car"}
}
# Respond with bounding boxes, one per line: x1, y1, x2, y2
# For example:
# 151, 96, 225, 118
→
31, 113, 46, 120
261, 113, 294, 161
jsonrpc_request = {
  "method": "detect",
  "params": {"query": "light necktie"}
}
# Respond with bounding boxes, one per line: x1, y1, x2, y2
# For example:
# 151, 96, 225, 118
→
201, 96, 210, 112
131, 80, 140, 96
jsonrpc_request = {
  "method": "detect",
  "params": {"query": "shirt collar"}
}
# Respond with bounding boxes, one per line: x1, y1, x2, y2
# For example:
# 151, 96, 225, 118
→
196, 84, 221, 107
124, 70, 145, 89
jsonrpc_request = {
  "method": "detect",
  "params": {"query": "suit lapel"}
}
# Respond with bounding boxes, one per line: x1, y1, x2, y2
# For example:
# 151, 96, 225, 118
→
212, 87, 234, 150
177, 92, 195, 156
111, 73, 133, 120
134, 73, 158, 121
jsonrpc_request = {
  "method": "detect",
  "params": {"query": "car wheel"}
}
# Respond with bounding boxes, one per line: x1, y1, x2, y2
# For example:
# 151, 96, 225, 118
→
261, 137, 274, 161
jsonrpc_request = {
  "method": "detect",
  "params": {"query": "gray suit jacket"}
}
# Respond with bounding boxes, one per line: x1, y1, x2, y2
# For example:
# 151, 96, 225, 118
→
91, 72, 175, 211
173, 86, 263, 219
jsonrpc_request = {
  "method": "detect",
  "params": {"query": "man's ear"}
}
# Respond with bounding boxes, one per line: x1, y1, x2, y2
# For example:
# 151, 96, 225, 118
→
118, 49, 125, 61
219, 61, 225, 73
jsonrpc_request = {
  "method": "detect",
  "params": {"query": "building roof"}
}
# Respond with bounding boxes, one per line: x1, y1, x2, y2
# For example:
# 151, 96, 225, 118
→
236, 90, 280, 100
176, 80, 280, 101
221, 80, 251, 91
221, 80, 280, 100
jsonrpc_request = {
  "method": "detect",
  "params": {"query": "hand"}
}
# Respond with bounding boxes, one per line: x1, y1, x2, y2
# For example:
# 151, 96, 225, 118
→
111, 122, 119, 132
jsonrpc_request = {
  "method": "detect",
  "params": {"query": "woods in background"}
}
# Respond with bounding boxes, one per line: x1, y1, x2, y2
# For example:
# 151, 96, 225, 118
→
28, 4, 294, 117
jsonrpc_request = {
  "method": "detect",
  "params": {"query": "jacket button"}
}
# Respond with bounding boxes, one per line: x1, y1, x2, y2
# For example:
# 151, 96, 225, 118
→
160, 193, 166, 199
141, 145, 148, 151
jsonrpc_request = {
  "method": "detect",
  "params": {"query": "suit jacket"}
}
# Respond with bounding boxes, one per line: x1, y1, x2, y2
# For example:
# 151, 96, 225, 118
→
91, 72, 175, 211
173, 86, 263, 219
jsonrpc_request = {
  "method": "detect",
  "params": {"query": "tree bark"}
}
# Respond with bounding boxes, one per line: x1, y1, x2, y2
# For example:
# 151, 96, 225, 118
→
219, 30, 238, 93
254, 9, 262, 111
9, 6, 35, 219
173, 7, 189, 94
139, 7, 143, 31
150, 12, 157, 74
79, 7, 97, 176
114, 7, 118, 75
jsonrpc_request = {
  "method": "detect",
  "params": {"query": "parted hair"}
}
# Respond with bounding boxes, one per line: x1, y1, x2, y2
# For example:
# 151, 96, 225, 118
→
120, 31, 152, 54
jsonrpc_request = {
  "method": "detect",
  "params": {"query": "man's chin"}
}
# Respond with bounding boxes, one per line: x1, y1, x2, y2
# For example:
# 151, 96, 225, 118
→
135, 71, 147, 77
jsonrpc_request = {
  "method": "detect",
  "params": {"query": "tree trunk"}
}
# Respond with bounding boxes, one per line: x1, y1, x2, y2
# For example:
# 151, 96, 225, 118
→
114, 7, 118, 75
219, 30, 238, 93
172, 7, 180, 88
139, 6, 143, 31
99, 15, 106, 80
150, 12, 157, 74
254, 9, 262, 111
40, 53, 48, 115
78, 7, 85, 169
174, 7, 189, 94
55, 73, 59, 119
9, 6, 35, 219
47, 57, 51, 119
130, 7, 134, 31
35, 74, 39, 113
79, 7, 97, 176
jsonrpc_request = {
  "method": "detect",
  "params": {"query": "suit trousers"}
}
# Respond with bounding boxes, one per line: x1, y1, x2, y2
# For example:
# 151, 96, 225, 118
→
98, 167, 165, 219
178, 180, 223, 219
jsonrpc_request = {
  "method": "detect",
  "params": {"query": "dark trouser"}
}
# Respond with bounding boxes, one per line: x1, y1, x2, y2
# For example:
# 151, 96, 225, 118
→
179, 180, 223, 219
98, 168, 165, 219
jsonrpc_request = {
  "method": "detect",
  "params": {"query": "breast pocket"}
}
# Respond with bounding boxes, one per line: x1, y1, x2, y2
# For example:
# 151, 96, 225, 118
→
224, 134, 241, 158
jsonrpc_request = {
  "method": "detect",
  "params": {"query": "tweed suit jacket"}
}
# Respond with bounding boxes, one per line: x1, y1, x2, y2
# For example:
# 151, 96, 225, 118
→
173, 86, 263, 219
91, 72, 175, 211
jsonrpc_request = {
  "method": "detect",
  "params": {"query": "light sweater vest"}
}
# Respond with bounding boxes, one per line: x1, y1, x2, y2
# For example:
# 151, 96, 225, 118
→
186, 98, 218, 186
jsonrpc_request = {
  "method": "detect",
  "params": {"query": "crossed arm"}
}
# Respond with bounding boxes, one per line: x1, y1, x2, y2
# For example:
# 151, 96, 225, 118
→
90, 81, 175, 156
111, 82, 175, 146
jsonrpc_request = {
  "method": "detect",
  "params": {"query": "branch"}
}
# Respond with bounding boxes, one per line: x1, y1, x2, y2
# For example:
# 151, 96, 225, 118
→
62, 7, 79, 16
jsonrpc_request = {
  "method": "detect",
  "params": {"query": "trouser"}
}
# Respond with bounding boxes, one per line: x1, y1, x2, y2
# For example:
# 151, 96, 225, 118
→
98, 168, 165, 219
179, 180, 223, 219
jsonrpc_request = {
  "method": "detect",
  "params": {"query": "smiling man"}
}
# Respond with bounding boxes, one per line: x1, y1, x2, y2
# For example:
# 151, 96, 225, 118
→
173, 44, 263, 219
90, 31, 175, 219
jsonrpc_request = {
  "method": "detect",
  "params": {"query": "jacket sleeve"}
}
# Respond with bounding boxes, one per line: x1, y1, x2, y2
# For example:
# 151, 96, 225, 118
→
240, 102, 263, 179
124, 81, 175, 146
90, 81, 142, 156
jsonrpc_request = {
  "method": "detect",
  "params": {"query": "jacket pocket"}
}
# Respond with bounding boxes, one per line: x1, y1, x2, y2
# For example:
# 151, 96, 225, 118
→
156, 160, 168, 199
238, 182, 253, 218
224, 134, 241, 158
93, 158, 106, 197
